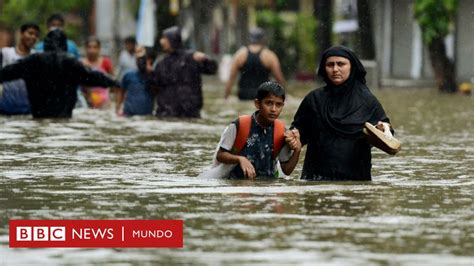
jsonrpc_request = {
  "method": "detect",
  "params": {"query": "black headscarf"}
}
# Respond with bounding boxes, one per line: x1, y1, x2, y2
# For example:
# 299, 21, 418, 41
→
316, 46, 384, 138
162, 26, 183, 51
44, 29, 67, 53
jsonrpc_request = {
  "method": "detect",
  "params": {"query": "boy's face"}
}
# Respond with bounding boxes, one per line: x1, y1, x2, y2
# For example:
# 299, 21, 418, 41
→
48, 19, 64, 31
20, 28, 39, 49
125, 41, 135, 54
254, 94, 285, 124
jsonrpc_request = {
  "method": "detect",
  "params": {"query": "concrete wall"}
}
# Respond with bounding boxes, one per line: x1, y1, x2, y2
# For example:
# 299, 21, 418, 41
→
95, 0, 136, 57
373, 0, 389, 79
391, 0, 414, 78
456, 0, 474, 82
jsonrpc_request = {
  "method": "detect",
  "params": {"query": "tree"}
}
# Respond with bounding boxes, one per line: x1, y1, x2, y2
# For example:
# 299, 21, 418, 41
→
190, 0, 219, 53
414, 0, 458, 93
0, 0, 92, 42
357, 0, 375, 59
157, 0, 178, 47
313, 0, 333, 64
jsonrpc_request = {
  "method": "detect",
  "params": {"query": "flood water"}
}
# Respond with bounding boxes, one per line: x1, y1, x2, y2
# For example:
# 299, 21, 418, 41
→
1, 80, 473, 265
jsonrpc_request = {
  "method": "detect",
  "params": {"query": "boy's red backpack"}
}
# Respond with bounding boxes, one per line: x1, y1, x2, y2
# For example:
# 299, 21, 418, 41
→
231, 115, 286, 159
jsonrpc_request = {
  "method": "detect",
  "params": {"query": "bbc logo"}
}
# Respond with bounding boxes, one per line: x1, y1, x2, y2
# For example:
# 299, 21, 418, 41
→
17, 226, 66, 241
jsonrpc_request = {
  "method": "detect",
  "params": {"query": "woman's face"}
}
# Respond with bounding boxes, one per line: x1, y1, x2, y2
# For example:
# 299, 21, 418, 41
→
325, 56, 351, 85
86, 41, 101, 58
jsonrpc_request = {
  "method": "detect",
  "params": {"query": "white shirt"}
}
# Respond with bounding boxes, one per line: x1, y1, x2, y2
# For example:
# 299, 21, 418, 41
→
2, 47, 33, 67
198, 123, 292, 178
219, 123, 292, 162
118, 50, 137, 79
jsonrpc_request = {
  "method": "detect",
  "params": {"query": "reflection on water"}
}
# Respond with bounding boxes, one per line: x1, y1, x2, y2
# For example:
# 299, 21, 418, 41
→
1, 81, 473, 265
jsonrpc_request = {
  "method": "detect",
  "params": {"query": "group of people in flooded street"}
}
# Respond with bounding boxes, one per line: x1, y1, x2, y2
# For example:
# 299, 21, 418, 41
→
0, 14, 218, 118
0, 14, 395, 181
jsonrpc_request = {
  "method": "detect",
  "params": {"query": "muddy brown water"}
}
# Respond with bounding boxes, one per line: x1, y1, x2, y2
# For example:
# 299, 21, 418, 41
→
1, 80, 473, 265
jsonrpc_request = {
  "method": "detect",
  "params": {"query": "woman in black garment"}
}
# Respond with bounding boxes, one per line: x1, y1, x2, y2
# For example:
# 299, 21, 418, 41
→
151, 26, 217, 118
290, 46, 394, 181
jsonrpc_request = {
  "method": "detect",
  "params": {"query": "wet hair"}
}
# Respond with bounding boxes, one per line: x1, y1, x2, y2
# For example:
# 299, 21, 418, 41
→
144, 47, 157, 61
46, 14, 65, 27
20, 22, 40, 33
44, 29, 67, 52
124, 36, 136, 44
249, 27, 265, 44
162, 26, 183, 50
256, 81, 285, 101
85, 36, 101, 47
137, 47, 157, 73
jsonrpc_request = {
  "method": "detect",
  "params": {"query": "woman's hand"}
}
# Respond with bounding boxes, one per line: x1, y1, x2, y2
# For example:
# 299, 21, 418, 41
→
193, 52, 207, 62
376, 121, 390, 132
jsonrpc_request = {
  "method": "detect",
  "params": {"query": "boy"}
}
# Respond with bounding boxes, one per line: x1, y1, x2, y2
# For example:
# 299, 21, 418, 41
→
202, 81, 301, 179
35, 14, 80, 59
116, 46, 155, 116
117, 36, 138, 81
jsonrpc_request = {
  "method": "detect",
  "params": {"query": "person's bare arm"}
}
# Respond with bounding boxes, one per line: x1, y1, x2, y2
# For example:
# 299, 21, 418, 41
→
216, 149, 256, 179
113, 87, 125, 115
266, 50, 286, 87
224, 48, 247, 99
192, 51, 207, 62
281, 149, 301, 176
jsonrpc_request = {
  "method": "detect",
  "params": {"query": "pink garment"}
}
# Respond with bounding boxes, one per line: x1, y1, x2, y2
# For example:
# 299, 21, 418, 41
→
82, 57, 113, 108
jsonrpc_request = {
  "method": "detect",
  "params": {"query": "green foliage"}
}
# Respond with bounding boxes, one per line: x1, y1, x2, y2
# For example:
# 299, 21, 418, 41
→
127, 0, 141, 20
257, 10, 318, 75
256, 10, 286, 30
414, 0, 458, 44
256, 10, 292, 75
275, 0, 289, 11
289, 14, 317, 71
0, 0, 92, 41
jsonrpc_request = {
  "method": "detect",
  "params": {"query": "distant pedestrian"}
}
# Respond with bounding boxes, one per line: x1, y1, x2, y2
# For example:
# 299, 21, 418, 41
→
35, 13, 85, 107
117, 36, 138, 80
35, 13, 80, 59
81, 36, 115, 109
224, 27, 286, 100
117, 46, 156, 116
151, 26, 217, 118
0, 22, 40, 115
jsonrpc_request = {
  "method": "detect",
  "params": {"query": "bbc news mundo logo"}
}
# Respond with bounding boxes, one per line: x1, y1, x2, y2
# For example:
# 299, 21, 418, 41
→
9, 220, 183, 248
16, 226, 66, 241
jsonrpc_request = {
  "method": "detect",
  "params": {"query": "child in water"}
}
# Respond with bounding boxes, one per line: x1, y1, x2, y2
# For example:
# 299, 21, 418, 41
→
200, 82, 301, 179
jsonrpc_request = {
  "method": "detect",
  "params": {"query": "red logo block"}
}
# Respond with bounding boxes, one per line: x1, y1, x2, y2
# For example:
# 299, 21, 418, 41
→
9, 220, 183, 248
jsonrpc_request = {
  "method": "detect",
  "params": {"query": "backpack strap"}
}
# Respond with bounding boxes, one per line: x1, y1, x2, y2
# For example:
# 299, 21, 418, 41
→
272, 119, 286, 159
231, 115, 286, 159
0, 48, 3, 70
231, 115, 252, 155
